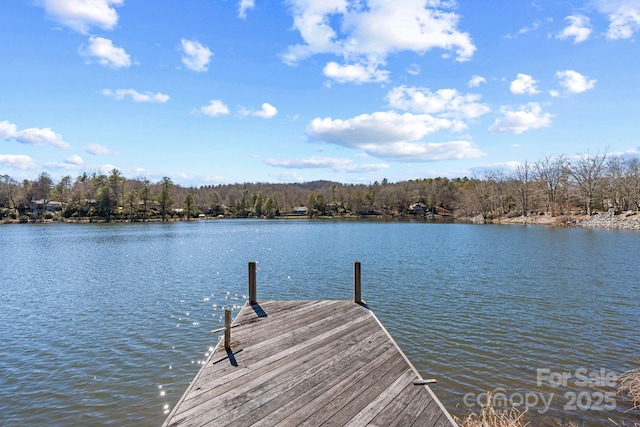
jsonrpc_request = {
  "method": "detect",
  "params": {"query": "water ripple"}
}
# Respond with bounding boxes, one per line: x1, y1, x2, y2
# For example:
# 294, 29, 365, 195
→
0, 221, 638, 425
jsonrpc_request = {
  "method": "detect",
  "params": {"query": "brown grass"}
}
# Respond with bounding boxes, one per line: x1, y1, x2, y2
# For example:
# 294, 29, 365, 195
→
455, 392, 529, 427
618, 367, 640, 410
454, 392, 585, 427
608, 420, 640, 427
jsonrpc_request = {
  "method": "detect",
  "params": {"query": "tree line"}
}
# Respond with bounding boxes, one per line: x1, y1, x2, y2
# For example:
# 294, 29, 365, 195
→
1, 150, 639, 223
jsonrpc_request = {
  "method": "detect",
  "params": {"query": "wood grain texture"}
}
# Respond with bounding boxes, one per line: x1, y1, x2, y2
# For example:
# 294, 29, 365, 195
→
162, 300, 457, 427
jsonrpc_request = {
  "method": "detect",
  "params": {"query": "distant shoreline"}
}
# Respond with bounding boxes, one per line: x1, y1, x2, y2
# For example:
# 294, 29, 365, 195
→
3, 211, 640, 230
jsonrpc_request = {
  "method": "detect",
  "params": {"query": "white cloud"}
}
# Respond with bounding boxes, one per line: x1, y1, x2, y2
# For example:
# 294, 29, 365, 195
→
0, 120, 70, 149
0, 154, 36, 170
345, 163, 390, 172
238, 0, 255, 19
181, 39, 213, 72
283, 0, 476, 83
360, 140, 485, 162
41, 0, 122, 34
86, 143, 113, 155
270, 171, 305, 182
489, 102, 554, 134
387, 86, 490, 120
81, 37, 131, 69
555, 70, 597, 94
102, 89, 170, 103
594, 0, 640, 40
510, 73, 539, 95
44, 159, 85, 170
305, 111, 484, 162
268, 157, 351, 169
252, 103, 278, 119
407, 63, 421, 76
504, 17, 554, 39
468, 75, 487, 87
65, 154, 84, 165
307, 111, 460, 147
240, 103, 278, 118
266, 156, 388, 173
557, 15, 592, 43
518, 20, 542, 35
346, 1, 477, 61
200, 100, 230, 117
323, 61, 389, 84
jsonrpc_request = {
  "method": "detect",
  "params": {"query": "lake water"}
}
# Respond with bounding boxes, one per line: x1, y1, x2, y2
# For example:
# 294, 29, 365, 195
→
0, 220, 639, 426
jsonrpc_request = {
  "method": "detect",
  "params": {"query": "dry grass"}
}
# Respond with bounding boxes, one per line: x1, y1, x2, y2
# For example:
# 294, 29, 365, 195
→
609, 420, 640, 427
455, 392, 529, 427
454, 392, 585, 427
618, 367, 640, 410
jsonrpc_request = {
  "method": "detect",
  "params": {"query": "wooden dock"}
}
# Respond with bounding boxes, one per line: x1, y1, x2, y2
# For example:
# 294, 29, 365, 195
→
162, 263, 457, 427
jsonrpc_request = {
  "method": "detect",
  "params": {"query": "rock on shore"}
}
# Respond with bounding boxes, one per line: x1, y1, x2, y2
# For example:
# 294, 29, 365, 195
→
495, 210, 640, 231
573, 211, 640, 231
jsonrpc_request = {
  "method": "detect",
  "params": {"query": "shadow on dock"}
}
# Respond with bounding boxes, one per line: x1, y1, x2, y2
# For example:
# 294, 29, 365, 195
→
162, 262, 457, 427
250, 302, 267, 318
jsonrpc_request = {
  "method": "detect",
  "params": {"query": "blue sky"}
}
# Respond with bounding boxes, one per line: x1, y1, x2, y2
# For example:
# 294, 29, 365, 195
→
1, 0, 639, 186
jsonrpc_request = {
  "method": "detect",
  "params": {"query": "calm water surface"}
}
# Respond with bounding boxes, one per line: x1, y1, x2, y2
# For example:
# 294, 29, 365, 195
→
0, 220, 638, 426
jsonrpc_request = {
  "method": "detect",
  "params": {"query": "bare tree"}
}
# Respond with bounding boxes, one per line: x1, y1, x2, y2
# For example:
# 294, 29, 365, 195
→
491, 170, 511, 215
535, 155, 567, 216
512, 161, 532, 216
569, 151, 608, 216
606, 156, 626, 211
624, 157, 640, 212
468, 175, 495, 220
8, 150, 640, 223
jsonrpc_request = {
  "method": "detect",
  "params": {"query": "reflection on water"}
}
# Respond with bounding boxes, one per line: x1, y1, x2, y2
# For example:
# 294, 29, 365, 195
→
0, 221, 638, 425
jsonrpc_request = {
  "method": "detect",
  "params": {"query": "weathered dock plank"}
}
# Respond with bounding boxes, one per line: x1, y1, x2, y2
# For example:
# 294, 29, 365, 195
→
162, 299, 456, 427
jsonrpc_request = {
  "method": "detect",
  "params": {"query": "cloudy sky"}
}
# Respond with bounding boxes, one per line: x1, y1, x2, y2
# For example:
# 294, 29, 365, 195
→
1, 0, 640, 185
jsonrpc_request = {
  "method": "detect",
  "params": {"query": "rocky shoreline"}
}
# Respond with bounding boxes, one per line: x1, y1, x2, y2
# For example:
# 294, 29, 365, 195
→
496, 211, 640, 231
569, 211, 640, 230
